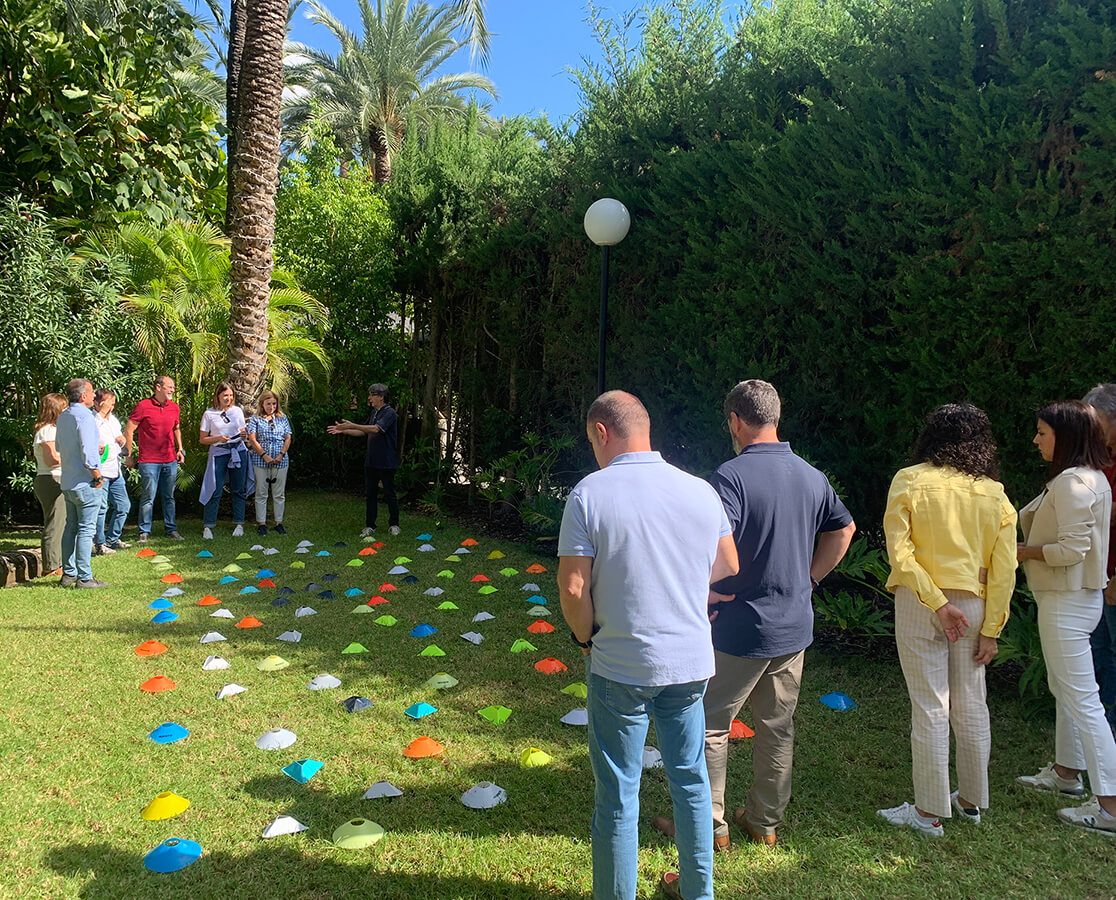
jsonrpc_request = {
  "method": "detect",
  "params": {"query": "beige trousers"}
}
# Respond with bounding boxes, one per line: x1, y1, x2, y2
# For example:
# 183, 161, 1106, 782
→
703, 648, 805, 837
894, 587, 991, 817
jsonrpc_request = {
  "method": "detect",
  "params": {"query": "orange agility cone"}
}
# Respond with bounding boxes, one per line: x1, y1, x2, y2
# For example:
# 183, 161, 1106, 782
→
197, 595, 221, 606
137, 548, 157, 558
525, 563, 548, 574
534, 657, 569, 675
140, 675, 177, 693
527, 620, 556, 634
470, 574, 490, 583
358, 546, 377, 556
461, 538, 479, 547
235, 616, 263, 629
160, 573, 184, 585
403, 736, 445, 759
730, 719, 755, 740
134, 640, 168, 657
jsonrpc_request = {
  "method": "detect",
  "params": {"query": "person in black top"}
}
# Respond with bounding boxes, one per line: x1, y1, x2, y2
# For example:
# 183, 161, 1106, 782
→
327, 383, 400, 537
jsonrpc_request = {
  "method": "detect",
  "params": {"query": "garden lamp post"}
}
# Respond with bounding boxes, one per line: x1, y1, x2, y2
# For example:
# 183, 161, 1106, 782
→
583, 198, 631, 397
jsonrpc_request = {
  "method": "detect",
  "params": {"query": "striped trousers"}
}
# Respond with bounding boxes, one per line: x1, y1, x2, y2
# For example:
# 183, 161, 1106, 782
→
895, 587, 991, 817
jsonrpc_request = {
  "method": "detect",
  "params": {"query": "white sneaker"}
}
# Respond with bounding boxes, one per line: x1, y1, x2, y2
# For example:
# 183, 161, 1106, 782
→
203, 527, 214, 541
389, 525, 401, 536
232, 524, 244, 537
950, 791, 981, 825
876, 802, 944, 838
360, 527, 375, 539
1056, 798, 1116, 837
1016, 763, 1086, 797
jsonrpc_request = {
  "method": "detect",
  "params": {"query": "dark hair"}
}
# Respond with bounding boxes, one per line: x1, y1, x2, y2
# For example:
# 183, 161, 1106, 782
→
912, 403, 1000, 479
586, 390, 650, 439
94, 388, 116, 408
211, 381, 236, 409
1037, 400, 1111, 478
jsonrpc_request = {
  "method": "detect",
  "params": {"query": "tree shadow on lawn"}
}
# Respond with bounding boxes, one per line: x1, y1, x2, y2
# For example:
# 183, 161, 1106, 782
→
44, 842, 586, 900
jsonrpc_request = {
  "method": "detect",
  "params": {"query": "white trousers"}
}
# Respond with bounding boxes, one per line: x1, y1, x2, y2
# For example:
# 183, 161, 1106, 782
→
253, 465, 288, 524
895, 587, 991, 816
1036, 588, 1116, 795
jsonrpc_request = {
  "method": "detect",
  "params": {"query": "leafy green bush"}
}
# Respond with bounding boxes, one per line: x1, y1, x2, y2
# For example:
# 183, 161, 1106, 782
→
0, 198, 151, 518
475, 433, 576, 536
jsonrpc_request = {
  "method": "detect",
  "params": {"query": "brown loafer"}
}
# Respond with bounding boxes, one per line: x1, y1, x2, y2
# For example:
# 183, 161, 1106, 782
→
650, 816, 730, 851
660, 872, 683, 900
733, 807, 777, 846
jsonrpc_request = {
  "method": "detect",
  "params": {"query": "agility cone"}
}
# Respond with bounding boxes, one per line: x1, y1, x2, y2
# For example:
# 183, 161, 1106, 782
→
140, 675, 176, 693
141, 791, 191, 821
135, 640, 168, 657
403, 736, 444, 758
332, 818, 384, 849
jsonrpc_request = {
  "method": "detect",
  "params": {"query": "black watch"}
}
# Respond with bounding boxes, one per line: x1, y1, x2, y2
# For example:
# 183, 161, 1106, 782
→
570, 631, 593, 649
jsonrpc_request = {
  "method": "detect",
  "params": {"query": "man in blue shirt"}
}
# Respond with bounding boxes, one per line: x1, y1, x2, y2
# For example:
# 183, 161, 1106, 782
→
558, 391, 738, 900
55, 379, 108, 588
698, 380, 855, 847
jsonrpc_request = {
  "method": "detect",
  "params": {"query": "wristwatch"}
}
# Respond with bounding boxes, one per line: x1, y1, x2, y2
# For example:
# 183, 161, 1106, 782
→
570, 631, 593, 649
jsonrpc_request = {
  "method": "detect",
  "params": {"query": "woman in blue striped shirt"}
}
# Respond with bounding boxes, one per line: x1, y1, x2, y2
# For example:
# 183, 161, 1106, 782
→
246, 391, 293, 535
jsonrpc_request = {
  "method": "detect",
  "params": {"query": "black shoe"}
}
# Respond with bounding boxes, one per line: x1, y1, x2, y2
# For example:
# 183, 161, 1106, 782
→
274, 523, 286, 535
75, 579, 109, 589
257, 524, 268, 536
59, 575, 78, 588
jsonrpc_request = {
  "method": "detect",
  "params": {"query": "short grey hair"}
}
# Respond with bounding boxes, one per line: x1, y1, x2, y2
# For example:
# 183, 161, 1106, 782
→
66, 378, 90, 403
368, 383, 388, 397
1083, 383, 1116, 422
724, 379, 780, 427
587, 390, 650, 439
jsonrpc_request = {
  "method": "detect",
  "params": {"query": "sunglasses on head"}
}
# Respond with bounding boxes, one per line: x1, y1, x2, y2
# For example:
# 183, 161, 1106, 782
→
220, 411, 230, 423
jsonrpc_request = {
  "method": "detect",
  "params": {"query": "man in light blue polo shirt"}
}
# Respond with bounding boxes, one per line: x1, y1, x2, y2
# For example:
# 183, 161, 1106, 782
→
558, 391, 738, 900
55, 379, 108, 589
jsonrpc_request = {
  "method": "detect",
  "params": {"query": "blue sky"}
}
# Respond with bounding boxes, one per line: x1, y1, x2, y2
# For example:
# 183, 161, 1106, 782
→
201, 1, 748, 124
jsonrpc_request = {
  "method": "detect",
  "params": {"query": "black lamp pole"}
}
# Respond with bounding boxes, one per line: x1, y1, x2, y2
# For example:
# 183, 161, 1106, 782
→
597, 244, 610, 398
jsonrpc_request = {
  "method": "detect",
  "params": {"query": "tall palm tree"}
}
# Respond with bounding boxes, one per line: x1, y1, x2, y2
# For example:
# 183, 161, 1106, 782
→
226, 0, 288, 412
284, 0, 496, 182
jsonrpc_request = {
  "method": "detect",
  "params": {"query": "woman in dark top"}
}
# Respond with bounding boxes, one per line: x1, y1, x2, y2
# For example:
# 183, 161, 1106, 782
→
327, 382, 399, 537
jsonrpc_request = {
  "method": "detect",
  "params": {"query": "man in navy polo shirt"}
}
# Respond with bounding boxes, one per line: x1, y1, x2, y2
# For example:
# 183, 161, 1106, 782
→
558, 391, 738, 900
700, 380, 855, 847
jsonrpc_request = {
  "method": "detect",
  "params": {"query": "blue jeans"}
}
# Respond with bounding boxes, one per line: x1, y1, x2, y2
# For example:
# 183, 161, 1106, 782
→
587, 672, 713, 900
95, 475, 131, 545
1091, 603, 1116, 725
203, 449, 248, 527
61, 482, 101, 581
138, 462, 178, 535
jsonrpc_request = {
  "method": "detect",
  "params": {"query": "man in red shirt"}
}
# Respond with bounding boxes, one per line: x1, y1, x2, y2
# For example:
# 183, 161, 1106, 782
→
124, 375, 186, 542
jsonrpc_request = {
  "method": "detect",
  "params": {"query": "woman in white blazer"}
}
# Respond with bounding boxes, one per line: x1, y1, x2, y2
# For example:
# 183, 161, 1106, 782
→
1016, 400, 1116, 836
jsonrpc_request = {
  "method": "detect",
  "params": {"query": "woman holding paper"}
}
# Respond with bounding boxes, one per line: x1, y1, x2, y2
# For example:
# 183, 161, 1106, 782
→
199, 382, 252, 540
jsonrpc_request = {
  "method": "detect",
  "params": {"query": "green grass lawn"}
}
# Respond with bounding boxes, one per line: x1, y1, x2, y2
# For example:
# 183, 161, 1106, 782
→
0, 490, 1112, 899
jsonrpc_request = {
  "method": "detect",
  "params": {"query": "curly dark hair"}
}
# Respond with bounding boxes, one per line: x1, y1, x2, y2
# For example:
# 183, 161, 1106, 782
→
912, 403, 1000, 479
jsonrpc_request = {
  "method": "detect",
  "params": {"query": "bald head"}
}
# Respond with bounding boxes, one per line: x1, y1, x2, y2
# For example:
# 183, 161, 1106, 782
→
586, 391, 651, 468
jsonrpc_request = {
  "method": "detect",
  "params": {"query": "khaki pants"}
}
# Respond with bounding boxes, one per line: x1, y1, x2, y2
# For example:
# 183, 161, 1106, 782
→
34, 473, 64, 572
704, 649, 804, 838
895, 587, 990, 816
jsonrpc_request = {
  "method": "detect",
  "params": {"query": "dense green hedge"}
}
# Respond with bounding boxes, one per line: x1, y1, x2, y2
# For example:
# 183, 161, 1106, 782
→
387, 0, 1116, 525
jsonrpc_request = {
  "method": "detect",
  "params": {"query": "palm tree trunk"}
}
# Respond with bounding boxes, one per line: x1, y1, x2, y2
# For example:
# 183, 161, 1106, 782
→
227, 0, 286, 413
224, 0, 247, 234
371, 125, 392, 183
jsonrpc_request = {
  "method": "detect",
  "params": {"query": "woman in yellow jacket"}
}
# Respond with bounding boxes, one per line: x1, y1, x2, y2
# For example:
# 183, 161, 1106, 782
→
1016, 400, 1116, 836
878, 404, 1017, 837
